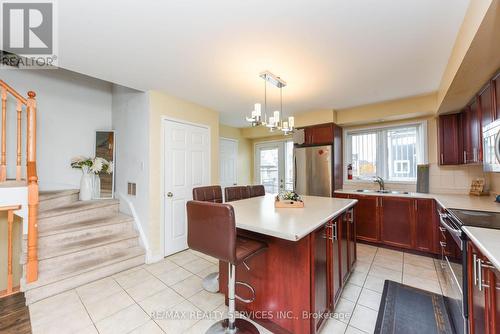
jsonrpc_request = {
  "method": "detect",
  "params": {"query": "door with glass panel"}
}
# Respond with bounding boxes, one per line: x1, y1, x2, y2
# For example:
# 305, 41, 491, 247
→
254, 141, 293, 194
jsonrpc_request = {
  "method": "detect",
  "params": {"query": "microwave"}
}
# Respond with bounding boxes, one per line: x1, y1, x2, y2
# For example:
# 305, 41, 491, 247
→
483, 119, 500, 172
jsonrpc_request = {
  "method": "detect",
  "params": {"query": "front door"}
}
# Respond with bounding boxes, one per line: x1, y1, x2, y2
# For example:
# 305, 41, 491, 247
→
254, 140, 293, 194
219, 138, 238, 188
164, 119, 210, 256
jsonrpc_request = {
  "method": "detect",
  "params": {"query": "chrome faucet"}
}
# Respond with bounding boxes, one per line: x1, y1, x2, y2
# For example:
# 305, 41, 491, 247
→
373, 176, 385, 191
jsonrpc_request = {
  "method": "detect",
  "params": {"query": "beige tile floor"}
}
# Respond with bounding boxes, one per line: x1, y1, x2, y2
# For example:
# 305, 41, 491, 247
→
29, 244, 442, 334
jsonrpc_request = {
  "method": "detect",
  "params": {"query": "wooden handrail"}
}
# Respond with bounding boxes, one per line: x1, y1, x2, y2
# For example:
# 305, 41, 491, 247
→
0, 80, 27, 105
0, 204, 21, 297
0, 82, 39, 283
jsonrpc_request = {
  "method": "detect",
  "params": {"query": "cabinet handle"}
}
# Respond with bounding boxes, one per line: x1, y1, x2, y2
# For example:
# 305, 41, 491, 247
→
414, 201, 417, 211
464, 151, 467, 163
439, 226, 446, 232
440, 153, 444, 165
380, 198, 383, 207
473, 254, 478, 286
332, 223, 338, 241
478, 258, 484, 291
440, 241, 446, 248
473, 148, 477, 163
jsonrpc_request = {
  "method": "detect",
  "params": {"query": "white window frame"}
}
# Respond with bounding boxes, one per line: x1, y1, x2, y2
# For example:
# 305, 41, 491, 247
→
343, 120, 428, 184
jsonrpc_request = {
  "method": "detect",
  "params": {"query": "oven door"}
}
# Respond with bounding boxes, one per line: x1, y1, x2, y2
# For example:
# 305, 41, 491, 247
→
438, 212, 466, 334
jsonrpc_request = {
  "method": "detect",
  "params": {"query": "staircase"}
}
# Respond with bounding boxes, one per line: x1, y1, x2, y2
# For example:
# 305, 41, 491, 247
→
21, 190, 145, 304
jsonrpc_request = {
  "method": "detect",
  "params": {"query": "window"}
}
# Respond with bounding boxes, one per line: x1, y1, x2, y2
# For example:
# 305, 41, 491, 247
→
345, 122, 426, 182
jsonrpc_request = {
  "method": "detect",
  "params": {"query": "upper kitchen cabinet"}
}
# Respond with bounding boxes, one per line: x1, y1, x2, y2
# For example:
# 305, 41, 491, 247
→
494, 73, 500, 120
462, 101, 482, 164
438, 113, 462, 165
303, 123, 334, 145
479, 83, 494, 127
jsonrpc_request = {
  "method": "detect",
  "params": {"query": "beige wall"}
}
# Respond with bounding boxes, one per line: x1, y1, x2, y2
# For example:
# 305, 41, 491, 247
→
437, 0, 495, 112
0, 213, 22, 292
148, 91, 220, 259
219, 125, 253, 185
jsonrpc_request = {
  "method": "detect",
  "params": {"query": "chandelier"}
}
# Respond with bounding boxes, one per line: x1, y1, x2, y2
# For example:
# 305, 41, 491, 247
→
246, 71, 295, 135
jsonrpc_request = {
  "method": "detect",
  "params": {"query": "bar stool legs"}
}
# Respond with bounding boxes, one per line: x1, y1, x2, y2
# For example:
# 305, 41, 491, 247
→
203, 272, 220, 293
205, 264, 259, 334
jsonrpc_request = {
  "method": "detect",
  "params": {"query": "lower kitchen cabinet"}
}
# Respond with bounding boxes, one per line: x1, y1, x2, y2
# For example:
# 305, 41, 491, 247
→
352, 195, 379, 242
313, 224, 329, 332
467, 241, 500, 334
335, 193, 439, 255
380, 197, 413, 249
415, 199, 437, 253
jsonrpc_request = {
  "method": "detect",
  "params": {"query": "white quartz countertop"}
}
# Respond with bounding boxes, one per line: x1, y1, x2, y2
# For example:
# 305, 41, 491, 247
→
462, 226, 500, 271
230, 194, 357, 241
335, 189, 500, 213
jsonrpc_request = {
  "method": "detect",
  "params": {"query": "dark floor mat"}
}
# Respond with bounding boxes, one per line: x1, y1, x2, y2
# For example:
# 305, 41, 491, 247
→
375, 280, 454, 334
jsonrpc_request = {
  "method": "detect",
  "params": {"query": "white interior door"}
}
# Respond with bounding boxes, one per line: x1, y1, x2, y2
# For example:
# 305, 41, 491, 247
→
219, 138, 238, 188
164, 119, 210, 256
254, 141, 294, 194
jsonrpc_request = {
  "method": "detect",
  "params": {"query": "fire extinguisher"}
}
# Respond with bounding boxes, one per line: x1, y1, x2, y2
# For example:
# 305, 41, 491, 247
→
347, 163, 353, 180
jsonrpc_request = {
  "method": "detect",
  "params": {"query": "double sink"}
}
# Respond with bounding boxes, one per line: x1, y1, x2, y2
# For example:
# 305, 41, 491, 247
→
356, 189, 410, 195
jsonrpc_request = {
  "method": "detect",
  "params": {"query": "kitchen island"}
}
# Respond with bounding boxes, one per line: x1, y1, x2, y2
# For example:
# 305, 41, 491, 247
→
218, 194, 358, 334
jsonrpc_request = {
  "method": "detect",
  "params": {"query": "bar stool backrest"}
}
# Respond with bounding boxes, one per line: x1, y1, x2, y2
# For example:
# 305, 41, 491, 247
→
224, 186, 250, 202
192, 185, 223, 203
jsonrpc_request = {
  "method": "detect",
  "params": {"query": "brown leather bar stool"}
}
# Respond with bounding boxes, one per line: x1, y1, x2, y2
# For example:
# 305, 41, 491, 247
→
224, 186, 250, 202
187, 200, 267, 334
193, 185, 223, 203
247, 185, 265, 198
192, 186, 223, 293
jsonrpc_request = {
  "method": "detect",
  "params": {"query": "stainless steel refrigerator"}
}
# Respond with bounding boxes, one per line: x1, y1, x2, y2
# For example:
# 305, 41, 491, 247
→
294, 145, 333, 197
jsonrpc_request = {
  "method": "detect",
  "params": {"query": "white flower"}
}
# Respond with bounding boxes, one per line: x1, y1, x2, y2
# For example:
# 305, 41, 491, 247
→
106, 161, 114, 174
91, 157, 105, 174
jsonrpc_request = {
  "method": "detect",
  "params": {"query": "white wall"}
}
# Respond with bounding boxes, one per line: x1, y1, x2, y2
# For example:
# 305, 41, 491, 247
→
111, 85, 150, 255
1, 68, 113, 190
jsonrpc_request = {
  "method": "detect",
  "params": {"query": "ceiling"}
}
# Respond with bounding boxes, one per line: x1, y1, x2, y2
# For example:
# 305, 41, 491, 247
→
57, 0, 470, 126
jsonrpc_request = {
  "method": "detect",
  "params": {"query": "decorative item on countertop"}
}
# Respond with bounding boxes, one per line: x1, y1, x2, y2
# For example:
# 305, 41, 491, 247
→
469, 178, 489, 196
275, 191, 304, 208
416, 164, 429, 193
71, 156, 113, 201
495, 195, 500, 203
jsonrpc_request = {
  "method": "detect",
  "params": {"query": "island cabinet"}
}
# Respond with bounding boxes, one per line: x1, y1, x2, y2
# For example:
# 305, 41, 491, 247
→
467, 241, 500, 334
218, 204, 357, 334
335, 193, 439, 255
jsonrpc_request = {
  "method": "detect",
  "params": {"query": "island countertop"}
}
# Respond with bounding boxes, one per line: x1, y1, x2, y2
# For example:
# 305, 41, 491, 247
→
229, 194, 357, 241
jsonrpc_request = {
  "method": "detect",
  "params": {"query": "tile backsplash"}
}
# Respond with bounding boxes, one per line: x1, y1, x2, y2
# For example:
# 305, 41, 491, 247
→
343, 163, 490, 195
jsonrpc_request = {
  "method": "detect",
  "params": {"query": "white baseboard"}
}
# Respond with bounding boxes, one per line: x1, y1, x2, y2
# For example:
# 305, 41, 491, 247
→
116, 192, 156, 263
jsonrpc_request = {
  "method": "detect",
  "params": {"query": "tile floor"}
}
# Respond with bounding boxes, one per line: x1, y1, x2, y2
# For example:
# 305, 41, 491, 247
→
28, 243, 443, 334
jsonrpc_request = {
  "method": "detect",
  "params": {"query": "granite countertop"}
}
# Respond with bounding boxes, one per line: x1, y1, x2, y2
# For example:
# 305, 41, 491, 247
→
230, 194, 357, 241
335, 189, 500, 270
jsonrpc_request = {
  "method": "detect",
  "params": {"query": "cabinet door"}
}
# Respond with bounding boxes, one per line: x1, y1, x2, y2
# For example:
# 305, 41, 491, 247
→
480, 83, 494, 127
468, 242, 488, 334
491, 268, 500, 333
313, 225, 329, 331
494, 75, 500, 120
351, 195, 379, 242
340, 213, 349, 284
438, 114, 462, 165
347, 208, 356, 270
305, 124, 334, 145
380, 197, 413, 249
331, 219, 342, 304
414, 199, 436, 253
462, 108, 473, 163
470, 100, 482, 163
